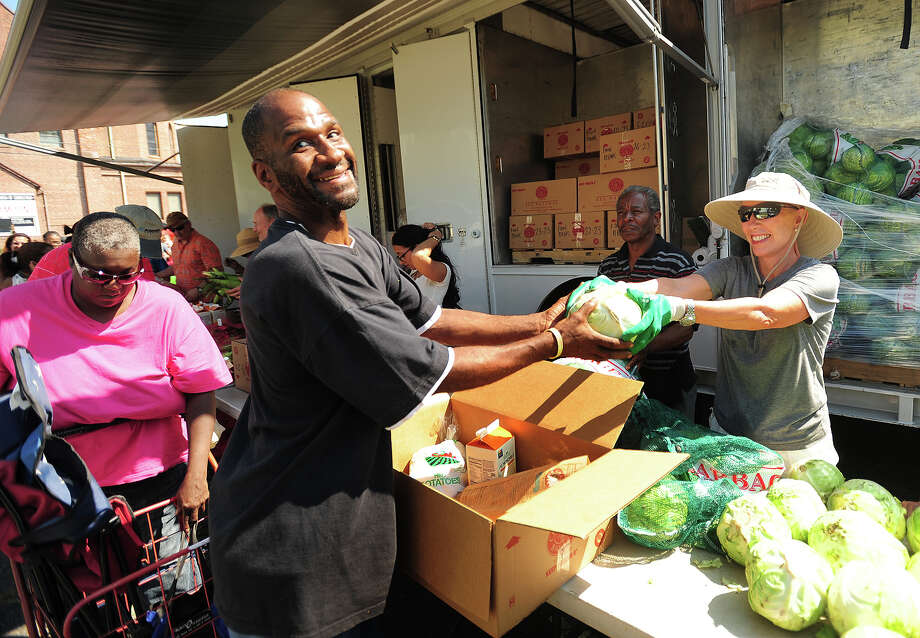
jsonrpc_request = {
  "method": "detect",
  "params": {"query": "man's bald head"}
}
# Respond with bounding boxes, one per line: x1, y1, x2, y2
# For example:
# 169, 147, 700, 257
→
241, 88, 324, 161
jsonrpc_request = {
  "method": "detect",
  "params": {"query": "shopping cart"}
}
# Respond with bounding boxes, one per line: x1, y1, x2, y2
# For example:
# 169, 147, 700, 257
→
61, 499, 224, 638
0, 346, 226, 638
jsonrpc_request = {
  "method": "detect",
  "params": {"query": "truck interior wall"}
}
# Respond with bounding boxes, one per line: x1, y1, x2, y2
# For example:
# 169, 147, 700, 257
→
478, 22, 655, 265
660, 0, 711, 249
227, 105, 270, 233
722, 0, 784, 194
176, 125, 242, 261
781, 0, 920, 147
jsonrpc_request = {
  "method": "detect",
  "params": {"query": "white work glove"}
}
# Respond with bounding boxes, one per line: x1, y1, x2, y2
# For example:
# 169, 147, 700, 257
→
663, 296, 688, 323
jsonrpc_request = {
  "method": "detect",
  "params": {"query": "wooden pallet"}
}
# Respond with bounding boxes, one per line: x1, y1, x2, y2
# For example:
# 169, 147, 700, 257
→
511, 249, 616, 265
823, 357, 920, 388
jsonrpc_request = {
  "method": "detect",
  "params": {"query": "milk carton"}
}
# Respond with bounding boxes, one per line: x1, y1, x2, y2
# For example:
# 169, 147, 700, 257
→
466, 420, 516, 485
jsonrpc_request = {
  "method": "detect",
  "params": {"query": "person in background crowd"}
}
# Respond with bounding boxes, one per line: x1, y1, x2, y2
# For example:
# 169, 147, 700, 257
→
10, 241, 53, 285
225, 229, 260, 299
42, 230, 63, 246
0, 212, 232, 591
1, 232, 31, 289
30, 207, 163, 283
597, 185, 698, 417
391, 222, 460, 309
209, 88, 626, 638
252, 203, 278, 242
115, 205, 170, 273
161, 228, 174, 265
628, 172, 842, 472
155, 212, 222, 301
224, 205, 278, 297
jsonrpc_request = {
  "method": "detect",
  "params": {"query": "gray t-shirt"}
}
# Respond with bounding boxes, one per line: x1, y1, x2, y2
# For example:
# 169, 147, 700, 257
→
698, 256, 839, 450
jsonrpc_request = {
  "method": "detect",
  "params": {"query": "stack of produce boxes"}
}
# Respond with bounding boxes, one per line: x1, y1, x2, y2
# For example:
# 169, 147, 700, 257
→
509, 107, 661, 263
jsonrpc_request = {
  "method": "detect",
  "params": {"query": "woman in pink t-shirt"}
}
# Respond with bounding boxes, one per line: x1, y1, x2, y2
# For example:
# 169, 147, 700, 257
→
0, 212, 232, 532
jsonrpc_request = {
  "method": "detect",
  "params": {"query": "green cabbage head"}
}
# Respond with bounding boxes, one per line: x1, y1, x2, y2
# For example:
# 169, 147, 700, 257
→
787, 459, 845, 502
827, 479, 907, 540
744, 538, 833, 631
766, 478, 827, 541
827, 560, 920, 636
907, 507, 920, 554
566, 276, 643, 338
808, 510, 908, 573
717, 492, 791, 566
842, 626, 916, 638
908, 553, 920, 585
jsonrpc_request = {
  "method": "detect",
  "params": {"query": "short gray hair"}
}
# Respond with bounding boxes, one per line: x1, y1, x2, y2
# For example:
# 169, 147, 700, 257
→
617, 185, 660, 213
72, 212, 140, 261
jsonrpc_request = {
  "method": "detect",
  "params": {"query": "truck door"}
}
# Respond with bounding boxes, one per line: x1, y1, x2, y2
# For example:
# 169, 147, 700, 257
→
289, 77, 374, 235
393, 31, 492, 313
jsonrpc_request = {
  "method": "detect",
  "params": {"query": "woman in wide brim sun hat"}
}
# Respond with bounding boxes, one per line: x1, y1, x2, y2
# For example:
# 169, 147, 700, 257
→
624, 172, 844, 474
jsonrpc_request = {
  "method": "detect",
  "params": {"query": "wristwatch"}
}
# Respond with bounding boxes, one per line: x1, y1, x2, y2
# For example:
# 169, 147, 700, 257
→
678, 300, 696, 327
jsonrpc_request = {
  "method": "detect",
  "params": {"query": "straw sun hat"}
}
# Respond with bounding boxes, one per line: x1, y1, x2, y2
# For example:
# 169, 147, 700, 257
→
230, 228, 260, 257
703, 172, 843, 259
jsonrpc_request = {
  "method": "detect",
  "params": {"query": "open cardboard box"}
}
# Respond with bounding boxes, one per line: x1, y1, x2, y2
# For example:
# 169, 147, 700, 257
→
390, 361, 687, 637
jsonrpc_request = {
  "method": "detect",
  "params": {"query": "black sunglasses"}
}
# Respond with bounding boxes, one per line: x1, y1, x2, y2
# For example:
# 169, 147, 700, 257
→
737, 202, 800, 223
72, 250, 144, 286
168, 221, 188, 232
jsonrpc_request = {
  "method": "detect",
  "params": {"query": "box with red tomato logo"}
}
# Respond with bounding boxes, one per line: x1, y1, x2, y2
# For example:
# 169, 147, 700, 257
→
554, 212, 605, 249
389, 363, 684, 637
542, 121, 585, 158
577, 167, 659, 213
509, 214, 554, 250
510, 178, 576, 214
632, 106, 657, 129
599, 126, 658, 173
554, 156, 599, 179
584, 112, 632, 153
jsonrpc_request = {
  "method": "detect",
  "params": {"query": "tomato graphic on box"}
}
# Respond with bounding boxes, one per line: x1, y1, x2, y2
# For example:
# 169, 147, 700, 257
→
557, 133, 569, 147
547, 532, 572, 555
523, 226, 536, 239
536, 186, 548, 199
619, 144, 634, 157
608, 177, 624, 192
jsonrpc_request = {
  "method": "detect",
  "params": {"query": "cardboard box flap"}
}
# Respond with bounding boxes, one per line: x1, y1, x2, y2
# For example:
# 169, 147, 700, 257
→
497, 449, 687, 538
450, 362, 643, 449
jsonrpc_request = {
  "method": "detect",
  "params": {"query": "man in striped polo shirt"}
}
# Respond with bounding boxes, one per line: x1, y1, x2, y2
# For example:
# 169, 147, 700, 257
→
598, 185, 698, 417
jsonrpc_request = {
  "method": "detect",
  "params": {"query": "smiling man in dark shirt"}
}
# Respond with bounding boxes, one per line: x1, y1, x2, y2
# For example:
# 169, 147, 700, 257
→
598, 185, 698, 416
208, 88, 630, 638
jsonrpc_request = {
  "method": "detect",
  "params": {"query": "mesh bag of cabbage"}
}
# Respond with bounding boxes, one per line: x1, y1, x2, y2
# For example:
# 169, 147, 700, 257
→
617, 478, 742, 552
630, 396, 785, 492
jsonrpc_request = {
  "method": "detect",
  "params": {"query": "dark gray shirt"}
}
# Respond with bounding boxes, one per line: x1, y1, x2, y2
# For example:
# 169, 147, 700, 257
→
699, 256, 838, 450
210, 221, 450, 637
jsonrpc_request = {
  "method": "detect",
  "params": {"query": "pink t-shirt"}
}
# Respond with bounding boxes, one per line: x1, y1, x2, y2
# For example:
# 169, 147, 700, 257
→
0, 272, 232, 486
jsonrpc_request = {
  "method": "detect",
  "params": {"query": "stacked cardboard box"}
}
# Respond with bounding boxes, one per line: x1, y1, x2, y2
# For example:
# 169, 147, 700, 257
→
390, 362, 685, 637
512, 108, 660, 257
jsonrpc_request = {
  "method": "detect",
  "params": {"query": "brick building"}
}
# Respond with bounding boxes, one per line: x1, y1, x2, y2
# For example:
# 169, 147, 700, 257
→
0, 2, 184, 238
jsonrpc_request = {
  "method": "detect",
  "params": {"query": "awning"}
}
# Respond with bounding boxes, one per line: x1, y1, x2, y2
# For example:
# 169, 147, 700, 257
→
0, 0, 516, 134
0, 0, 380, 133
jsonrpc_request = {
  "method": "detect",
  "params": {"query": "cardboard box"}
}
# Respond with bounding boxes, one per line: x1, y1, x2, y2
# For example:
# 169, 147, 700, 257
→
543, 121, 585, 158
554, 157, 600, 179
554, 212, 606, 250
585, 113, 632, 153
390, 363, 685, 637
510, 179, 577, 214
606, 211, 625, 250
509, 215, 554, 250
577, 167, 659, 212
600, 126, 658, 173
632, 107, 657, 129
231, 338, 250, 393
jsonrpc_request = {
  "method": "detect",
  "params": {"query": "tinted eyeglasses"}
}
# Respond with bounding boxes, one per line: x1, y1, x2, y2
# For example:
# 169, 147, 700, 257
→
737, 202, 798, 223
72, 250, 144, 286
168, 221, 188, 232
396, 247, 412, 261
